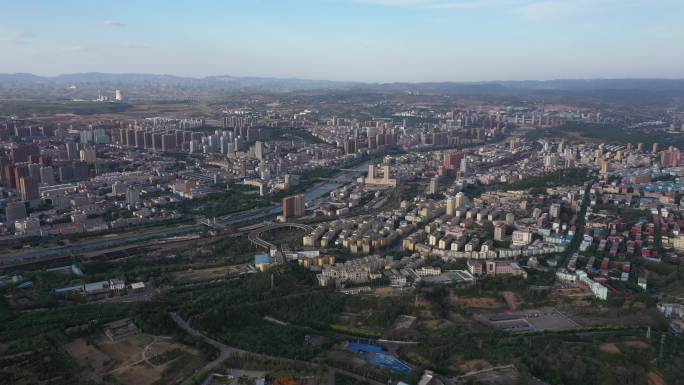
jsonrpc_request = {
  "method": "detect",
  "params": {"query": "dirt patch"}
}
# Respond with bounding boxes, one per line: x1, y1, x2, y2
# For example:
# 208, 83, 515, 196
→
420, 319, 450, 330
393, 315, 417, 330
501, 291, 521, 310
459, 359, 493, 373
624, 340, 649, 349
64, 338, 114, 375
373, 286, 403, 296
65, 334, 205, 385
647, 371, 665, 385
117, 362, 165, 385
98, 335, 151, 365
599, 343, 621, 354
457, 296, 506, 309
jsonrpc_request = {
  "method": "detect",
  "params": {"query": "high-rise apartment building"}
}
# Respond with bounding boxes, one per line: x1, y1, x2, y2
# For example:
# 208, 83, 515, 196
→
19, 176, 39, 201
282, 194, 305, 220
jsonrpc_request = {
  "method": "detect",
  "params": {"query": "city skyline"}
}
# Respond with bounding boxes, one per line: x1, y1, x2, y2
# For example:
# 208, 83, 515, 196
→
1, 0, 683, 82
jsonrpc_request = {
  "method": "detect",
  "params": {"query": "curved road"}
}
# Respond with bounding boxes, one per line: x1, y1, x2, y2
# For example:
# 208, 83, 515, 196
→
248, 222, 313, 249
169, 312, 385, 385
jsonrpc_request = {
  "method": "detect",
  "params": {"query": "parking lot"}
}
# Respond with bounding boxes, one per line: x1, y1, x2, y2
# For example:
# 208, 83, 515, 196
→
485, 307, 579, 332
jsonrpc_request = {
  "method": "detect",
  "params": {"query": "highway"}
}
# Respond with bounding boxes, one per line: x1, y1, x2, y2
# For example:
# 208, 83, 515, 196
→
0, 162, 368, 269
247, 222, 314, 249
0, 224, 201, 268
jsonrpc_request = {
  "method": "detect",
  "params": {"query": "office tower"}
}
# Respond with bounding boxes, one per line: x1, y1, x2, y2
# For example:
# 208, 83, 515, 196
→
652, 143, 659, 154
115, 89, 124, 101
282, 194, 305, 220
19, 176, 39, 201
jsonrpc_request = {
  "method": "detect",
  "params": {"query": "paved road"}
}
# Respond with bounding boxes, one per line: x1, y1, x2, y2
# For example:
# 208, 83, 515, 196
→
170, 312, 241, 375
169, 312, 386, 385
2, 162, 370, 269
1, 225, 199, 266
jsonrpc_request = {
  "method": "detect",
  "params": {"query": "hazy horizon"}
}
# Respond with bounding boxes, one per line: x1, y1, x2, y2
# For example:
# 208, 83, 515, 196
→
2, 0, 684, 82
3, 71, 684, 84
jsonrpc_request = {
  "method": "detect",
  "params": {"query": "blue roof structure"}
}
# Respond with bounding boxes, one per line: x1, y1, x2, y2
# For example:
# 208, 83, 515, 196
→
345, 342, 412, 374
254, 254, 270, 265
346, 342, 383, 353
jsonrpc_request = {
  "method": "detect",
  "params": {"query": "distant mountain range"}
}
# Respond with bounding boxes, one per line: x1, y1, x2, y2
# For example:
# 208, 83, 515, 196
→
1, 73, 683, 106
0, 72, 361, 98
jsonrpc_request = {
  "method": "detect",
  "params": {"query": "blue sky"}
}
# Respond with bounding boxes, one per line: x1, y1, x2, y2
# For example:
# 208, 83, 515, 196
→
1, 0, 683, 82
